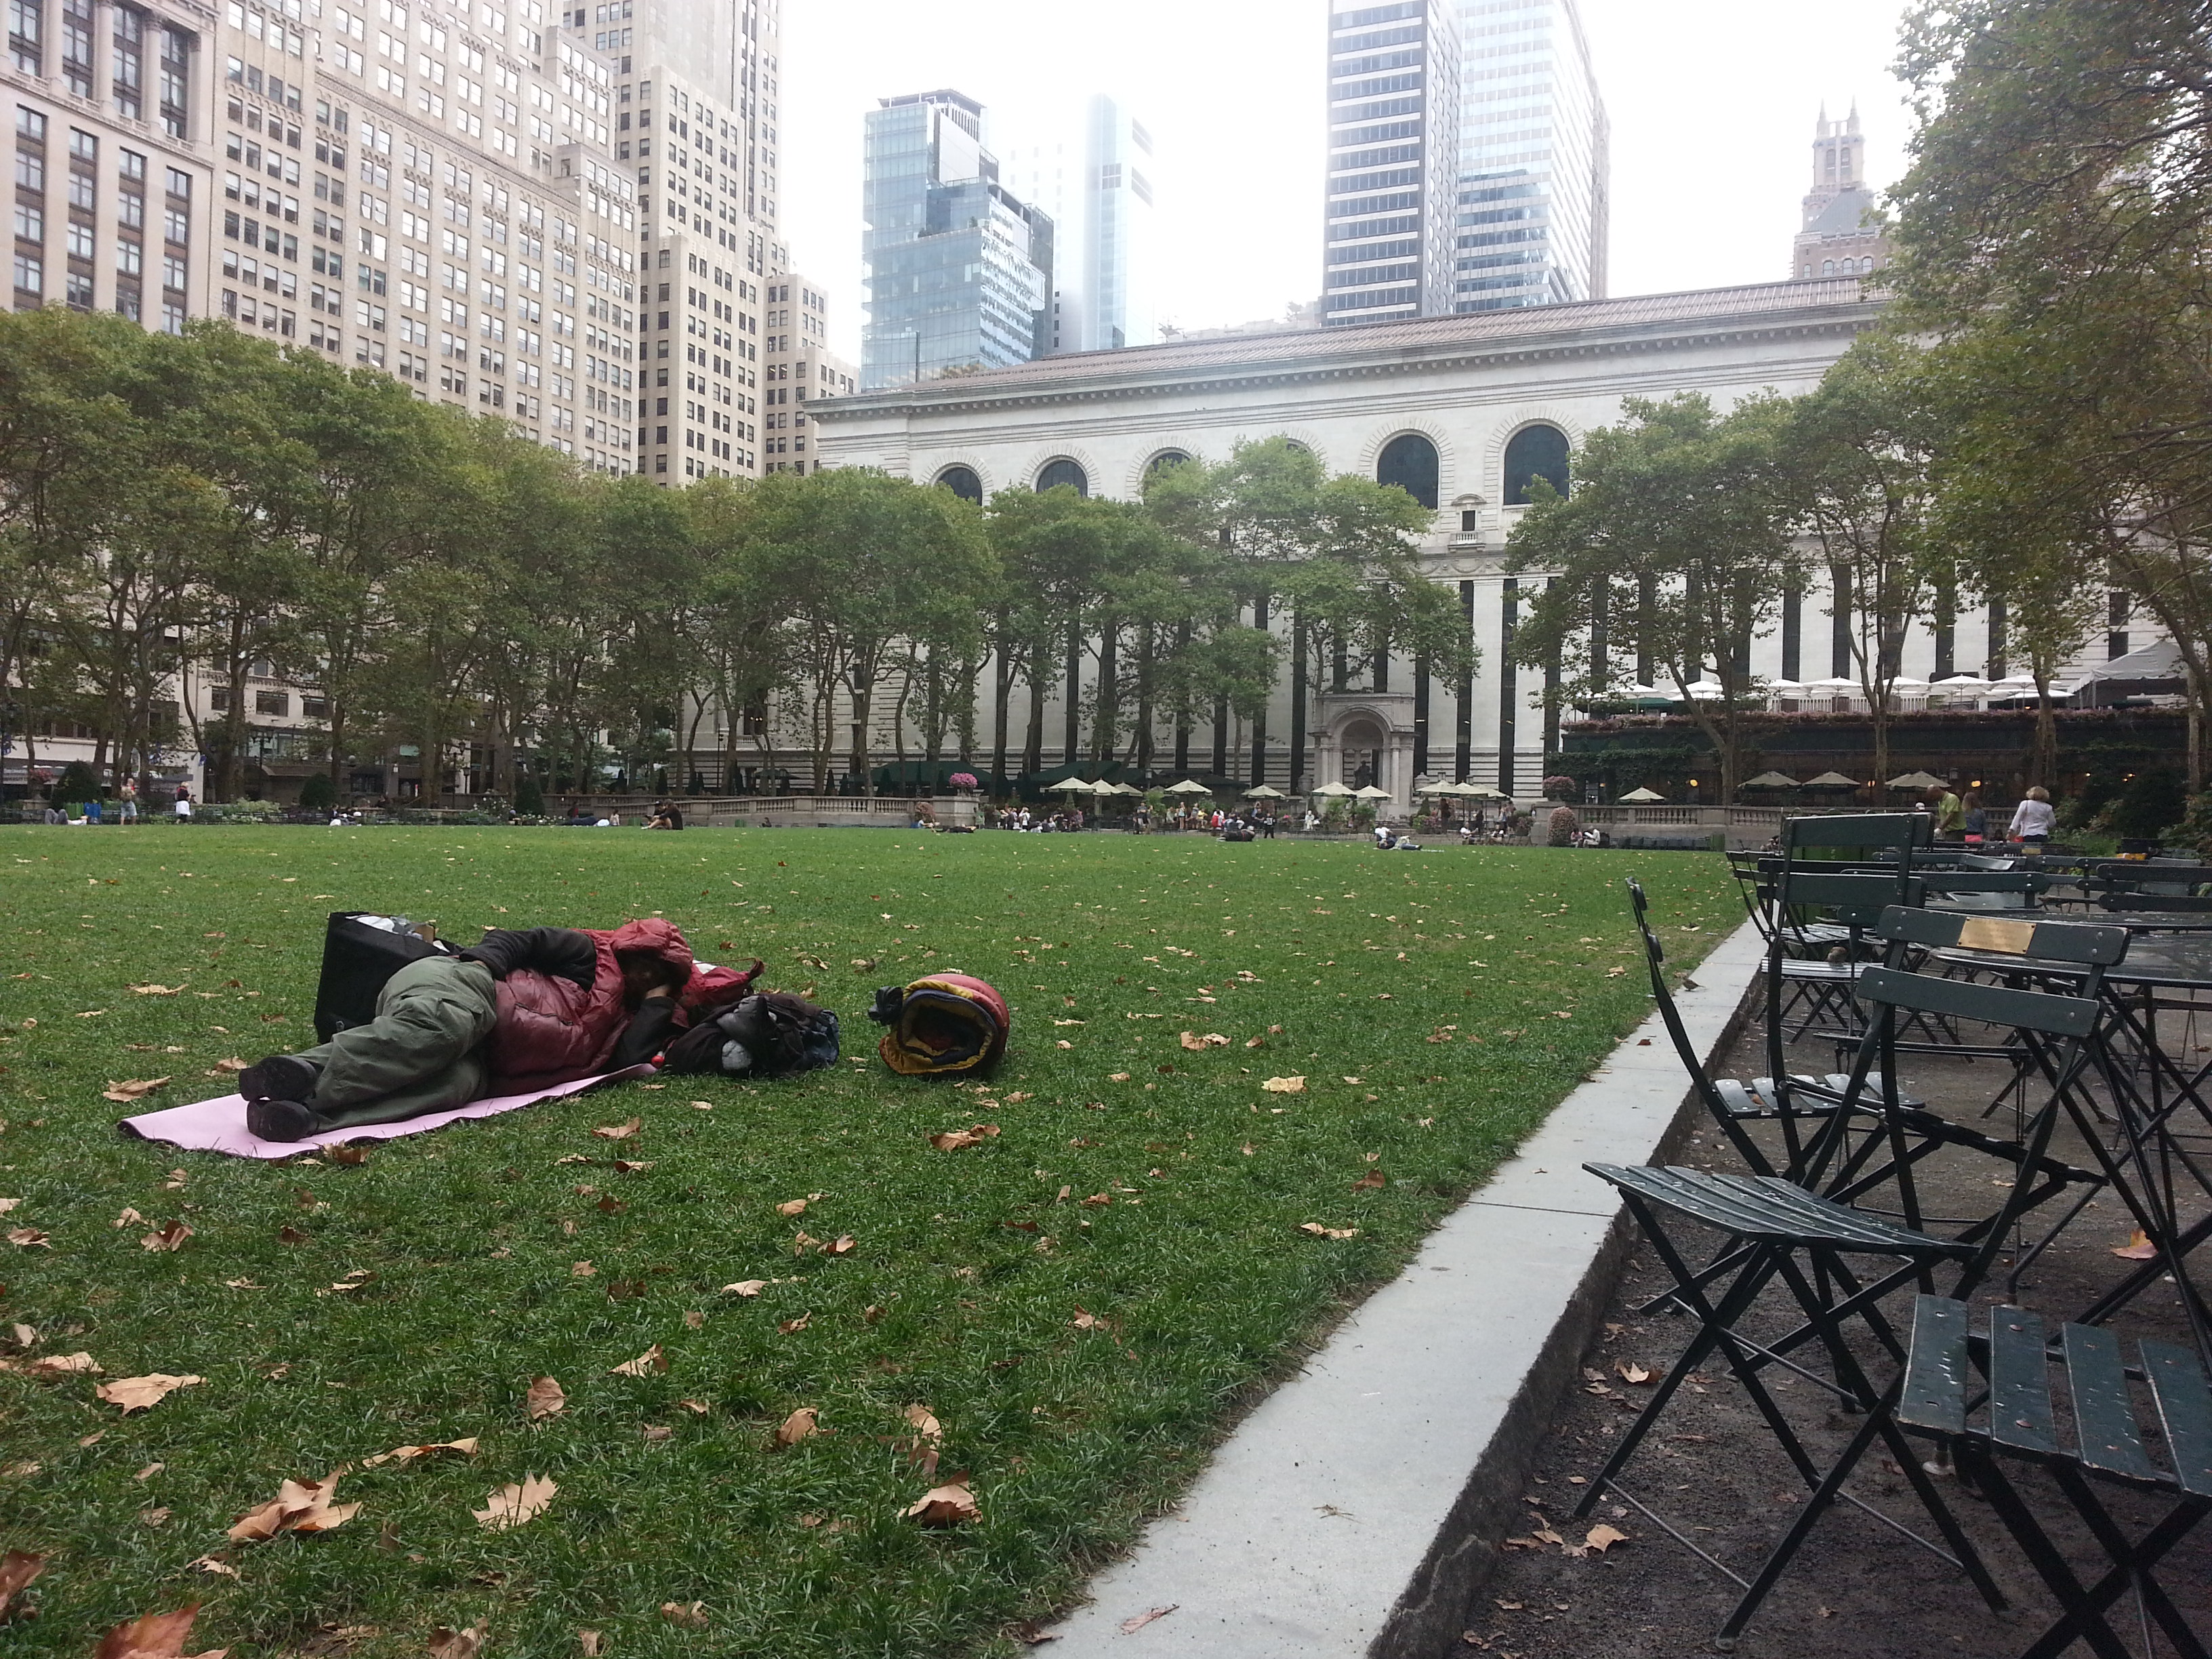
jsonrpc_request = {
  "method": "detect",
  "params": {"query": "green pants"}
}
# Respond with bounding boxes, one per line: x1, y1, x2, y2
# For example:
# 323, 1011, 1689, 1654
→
291, 956, 499, 1130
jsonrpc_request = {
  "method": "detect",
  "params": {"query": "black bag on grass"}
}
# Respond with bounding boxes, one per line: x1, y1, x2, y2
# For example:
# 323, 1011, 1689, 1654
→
313, 912, 457, 1040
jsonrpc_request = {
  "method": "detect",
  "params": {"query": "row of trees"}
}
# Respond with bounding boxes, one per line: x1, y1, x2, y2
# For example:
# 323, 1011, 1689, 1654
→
0, 308, 1467, 802
1510, 0, 2212, 802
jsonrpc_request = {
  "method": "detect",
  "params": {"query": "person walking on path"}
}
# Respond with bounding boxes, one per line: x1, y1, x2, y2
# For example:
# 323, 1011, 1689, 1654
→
237, 919, 747, 1141
118, 779, 138, 823
171, 785, 192, 822
2008, 785, 2056, 848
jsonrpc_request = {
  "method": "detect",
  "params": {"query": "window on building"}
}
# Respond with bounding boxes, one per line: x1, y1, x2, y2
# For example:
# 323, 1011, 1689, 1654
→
1036, 457, 1087, 496
1375, 432, 1438, 510
1503, 423, 1570, 506
935, 464, 983, 504
255, 689, 289, 716
1143, 449, 1192, 487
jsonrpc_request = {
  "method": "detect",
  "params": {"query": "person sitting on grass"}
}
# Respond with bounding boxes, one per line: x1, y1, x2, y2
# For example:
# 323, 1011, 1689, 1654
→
239, 919, 752, 1141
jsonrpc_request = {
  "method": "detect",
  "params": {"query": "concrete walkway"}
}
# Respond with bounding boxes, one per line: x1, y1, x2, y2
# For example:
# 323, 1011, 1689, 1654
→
1040, 916, 1768, 1657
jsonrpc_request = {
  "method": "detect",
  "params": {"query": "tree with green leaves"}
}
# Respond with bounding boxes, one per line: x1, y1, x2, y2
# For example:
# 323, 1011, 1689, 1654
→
1509, 393, 1797, 804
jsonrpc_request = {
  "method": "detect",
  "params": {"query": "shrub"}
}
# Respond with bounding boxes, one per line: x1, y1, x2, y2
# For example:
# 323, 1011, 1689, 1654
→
53, 760, 102, 803
513, 774, 546, 817
298, 771, 337, 811
1548, 804, 1582, 846
1541, 773, 1580, 802
2111, 768, 2188, 841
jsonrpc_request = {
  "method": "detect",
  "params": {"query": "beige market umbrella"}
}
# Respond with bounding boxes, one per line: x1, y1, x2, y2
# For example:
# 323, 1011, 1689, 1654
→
1163, 778, 1214, 795
1310, 781, 1355, 798
1242, 784, 1288, 800
1742, 771, 1800, 790
1887, 770, 1950, 792
1353, 785, 1393, 801
1617, 786, 1667, 803
1049, 777, 1097, 794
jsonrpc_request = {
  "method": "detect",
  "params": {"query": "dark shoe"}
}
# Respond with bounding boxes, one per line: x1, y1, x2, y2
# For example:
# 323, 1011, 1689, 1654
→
238, 1054, 319, 1103
245, 1096, 319, 1142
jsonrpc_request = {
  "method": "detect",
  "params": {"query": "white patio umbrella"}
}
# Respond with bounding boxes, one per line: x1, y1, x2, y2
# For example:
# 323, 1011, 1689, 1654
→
1617, 786, 1667, 802
1048, 777, 1095, 794
1460, 785, 1509, 800
1242, 784, 1288, 800
1764, 679, 1805, 696
1935, 674, 1991, 691
1163, 778, 1214, 795
1352, 785, 1393, 801
1111, 781, 1145, 796
1888, 676, 1930, 690
1310, 781, 1355, 798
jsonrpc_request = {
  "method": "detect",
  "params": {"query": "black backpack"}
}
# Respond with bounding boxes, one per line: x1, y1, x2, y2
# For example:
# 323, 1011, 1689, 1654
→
313, 912, 457, 1041
660, 992, 840, 1078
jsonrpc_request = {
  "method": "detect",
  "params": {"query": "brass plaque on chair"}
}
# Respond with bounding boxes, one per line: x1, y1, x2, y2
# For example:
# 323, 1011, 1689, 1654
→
1958, 916, 2036, 954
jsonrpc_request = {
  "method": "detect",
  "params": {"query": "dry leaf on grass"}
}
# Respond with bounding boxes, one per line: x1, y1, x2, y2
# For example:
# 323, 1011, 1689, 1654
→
2112, 1229, 2160, 1261
360, 1437, 478, 1469
903, 1472, 979, 1527
473, 1473, 556, 1530
103, 1078, 172, 1103
1118, 1605, 1178, 1635
140, 1221, 193, 1252
824, 1235, 856, 1256
525, 1376, 566, 1420
187, 1556, 236, 1579
610, 1344, 666, 1376
211, 1059, 249, 1073
1351, 1168, 1386, 1192
659, 1601, 709, 1629
1298, 1223, 1359, 1240
93, 1602, 228, 1659
97, 1374, 204, 1412
578, 1632, 604, 1656
129, 984, 186, 997
777, 1313, 811, 1335
776, 1198, 808, 1216
138, 1507, 171, 1528
1177, 1031, 1229, 1051
775, 1406, 819, 1447
721, 1279, 767, 1298
592, 1118, 641, 1141
678, 1398, 710, 1414
1070, 1308, 1105, 1331
112, 1208, 146, 1229
0, 1550, 46, 1614
929, 1124, 1000, 1151
228, 1473, 359, 1541
26, 1351, 102, 1377
1261, 1076, 1305, 1094
0, 1197, 18, 1214
1583, 1523, 1629, 1555
427, 1620, 488, 1659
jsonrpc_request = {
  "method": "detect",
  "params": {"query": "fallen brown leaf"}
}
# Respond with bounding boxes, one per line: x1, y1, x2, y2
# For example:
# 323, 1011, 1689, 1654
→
211, 1058, 249, 1073
1584, 1523, 1629, 1555
776, 1198, 808, 1216
778, 1313, 811, 1335
1007, 1619, 1060, 1645
0, 1549, 46, 1614
427, 1620, 488, 1659
136, 1462, 164, 1480
722, 1279, 768, 1297
775, 1406, 820, 1447
1616, 1361, 1654, 1385
26, 1351, 102, 1377
97, 1374, 204, 1412
93, 1603, 226, 1659
1298, 1223, 1359, 1240
140, 1221, 193, 1252
659, 1601, 709, 1629
129, 984, 186, 996
138, 1507, 171, 1528
228, 1473, 359, 1541
903, 1472, 979, 1527
327, 1145, 368, 1166
102, 1077, 173, 1103
525, 1376, 566, 1420
610, 1343, 666, 1376
1351, 1168, 1386, 1192
1070, 1307, 1103, 1331
472, 1473, 556, 1530
186, 1556, 237, 1579
930, 1124, 1001, 1151
825, 1235, 856, 1256
1118, 1605, 1178, 1635
592, 1118, 641, 1141
578, 1631, 604, 1656
1261, 1075, 1305, 1094
678, 1398, 710, 1414
112, 1208, 146, 1229
359, 1437, 478, 1469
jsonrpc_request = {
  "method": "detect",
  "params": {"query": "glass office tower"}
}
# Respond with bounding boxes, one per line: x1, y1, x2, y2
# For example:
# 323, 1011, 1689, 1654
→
861, 89, 1054, 390
1452, 0, 1607, 311
1323, 0, 1460, 326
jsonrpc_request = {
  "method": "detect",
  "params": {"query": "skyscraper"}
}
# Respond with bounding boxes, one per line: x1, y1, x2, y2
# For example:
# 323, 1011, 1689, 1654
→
1450, 0, 1607, 312
1322, 0, 1458, 327
1007, 94, 1155, 354
1791, 103, 1888, 279
861, 89, 1052, 391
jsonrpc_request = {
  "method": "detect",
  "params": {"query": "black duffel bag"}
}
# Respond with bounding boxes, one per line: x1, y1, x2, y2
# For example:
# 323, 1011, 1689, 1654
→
313, 912, 457, 1041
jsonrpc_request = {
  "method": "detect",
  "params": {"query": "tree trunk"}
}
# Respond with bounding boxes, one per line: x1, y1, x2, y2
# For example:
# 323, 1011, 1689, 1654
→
1248, 594, 1269, 785
1134, 622, 1155, 777
1288, 613, 1308, 795
1092, 615, 1118, 767
991, 625, 1012, 785
1024, 640, 1047, 776
848, 671, 874, 796
1063, 617, 1082, 767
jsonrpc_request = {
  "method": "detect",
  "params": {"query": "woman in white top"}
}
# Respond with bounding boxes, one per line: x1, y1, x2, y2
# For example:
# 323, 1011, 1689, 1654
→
2008, 785, 2056, 844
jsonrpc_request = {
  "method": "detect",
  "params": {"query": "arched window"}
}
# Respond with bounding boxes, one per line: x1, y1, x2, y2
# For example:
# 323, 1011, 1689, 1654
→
1036, 458, 1088, 496
1822, 259, 1837, 276
935, 465, 983, 505
1801, 262, 1813, 278
1145, 449, 1193, 479
1503, 423, 1570, 506
1375, 432, 1439, 510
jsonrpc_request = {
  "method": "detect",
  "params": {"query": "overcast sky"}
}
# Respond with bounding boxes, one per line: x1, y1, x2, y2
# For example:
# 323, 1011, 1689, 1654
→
781, 0, 1917, 363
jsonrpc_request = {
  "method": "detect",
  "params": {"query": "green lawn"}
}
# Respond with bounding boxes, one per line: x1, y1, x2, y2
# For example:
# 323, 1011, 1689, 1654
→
0, 827, 1738, 1657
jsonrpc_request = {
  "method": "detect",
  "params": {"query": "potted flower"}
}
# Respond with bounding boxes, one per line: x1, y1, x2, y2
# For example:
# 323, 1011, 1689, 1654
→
949, 772, 979, 793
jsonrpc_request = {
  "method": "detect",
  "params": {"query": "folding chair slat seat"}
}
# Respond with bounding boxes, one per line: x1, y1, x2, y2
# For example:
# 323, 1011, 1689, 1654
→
1577, 1160, 2003, 1645
1898, 1297, 2212, 1659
